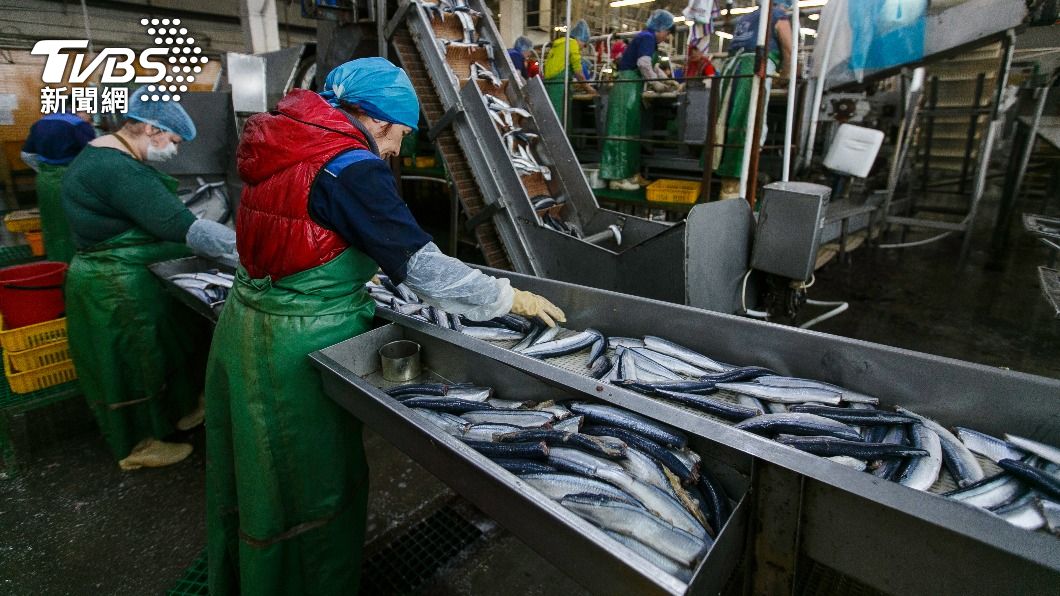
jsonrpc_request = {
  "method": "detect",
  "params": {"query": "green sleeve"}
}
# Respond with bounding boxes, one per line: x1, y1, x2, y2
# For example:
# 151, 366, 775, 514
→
99, 158, 197, 243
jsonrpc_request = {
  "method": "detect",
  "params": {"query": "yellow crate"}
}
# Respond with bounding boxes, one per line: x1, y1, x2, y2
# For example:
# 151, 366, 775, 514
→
4, 209, 42, 233
646, 179, 702, 204
6, 340, 71, 373
0, 316, 68, 353
4, 352, 77, 394
415, 156, 437, 169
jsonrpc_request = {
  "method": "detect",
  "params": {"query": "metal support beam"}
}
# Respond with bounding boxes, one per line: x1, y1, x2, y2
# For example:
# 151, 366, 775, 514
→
377, 0, 388, 58
427, 106, 465, 141
384, 1, 414, 40
749, 461, 804, 595
239, 0, 281, 54
464, 201, 505, 232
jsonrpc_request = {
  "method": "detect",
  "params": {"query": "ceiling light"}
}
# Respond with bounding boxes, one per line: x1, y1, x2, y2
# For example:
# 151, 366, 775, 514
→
808, 13, 820, 20
609, 0, 654, 7
715, 31, 733, 39
800, 27, 817, 36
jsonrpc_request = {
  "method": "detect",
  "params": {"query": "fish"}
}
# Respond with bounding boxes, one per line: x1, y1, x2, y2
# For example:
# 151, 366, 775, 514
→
627, 350, 683, 381
660, 467, 710, 529
997, 458, 1060, 501
520, 329, 602, 359
553, 416, 583, 433
386, 383, 450, 397
498, 313, 535, 333
716, 382, 843, 405
943, 471, 1028, 510
410, 408, 470, 435
787, 405, 917, 426
736, 394, 767, 414
734, 413, 863, 441
588, 334, 608, 368
465, 439, 549, 460
1004, 434, 1060, 467
402, 397, 492, 414
764, 403, 788, 414
642, 336, 733, 373
463, 423, 524, 442
548, 446, 626, 477
629, 347, 710, 378
668, 448, 701, 479
605, 531, 693, 583
525, 324, 561, 349
619, 447, 671, 492
615, 379, 720, 395
491, 458, 557, 475
992, 492, 1046, 531
1036, 498, 1060, 536
449, 312, 464, 331
774, 435, 929, 459
652, 390, 762, 421
511, 324, 546, 352
461, 409, 554, 428
608, 337, 645, 350
753, 376, 879, 405
589, 356, 613, 380
496, 429, 627, 458
461, 326, 526, 341
519, 472, 643, 506
695, 467, 731, 533
486, 398, 533, 409
954, 427, 1026, 463
533, 401, 573, 420
169, 271, 234, 288
569, 403, 687, 449
442, 386, 493, 402
896, 423, 943, 491
896, 407, 984, 487
582, 424, 698, 485
395, 302, 427, 316
560, 493, 711, 567
870, 425, 909, 482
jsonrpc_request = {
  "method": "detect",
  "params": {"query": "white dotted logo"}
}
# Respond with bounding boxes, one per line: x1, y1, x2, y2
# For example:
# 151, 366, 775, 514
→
138, 17, 207, 103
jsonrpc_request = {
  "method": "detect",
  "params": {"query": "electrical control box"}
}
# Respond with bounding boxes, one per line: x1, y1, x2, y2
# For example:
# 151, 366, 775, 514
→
751, 182, 831, 282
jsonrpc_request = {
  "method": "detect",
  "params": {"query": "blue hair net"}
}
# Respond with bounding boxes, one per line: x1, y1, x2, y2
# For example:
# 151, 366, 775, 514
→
319, 57, 420, 132
570, 20, 590, 43
127, 85, 197, 141
514, 36, 534, 52
646, 9, 675, 32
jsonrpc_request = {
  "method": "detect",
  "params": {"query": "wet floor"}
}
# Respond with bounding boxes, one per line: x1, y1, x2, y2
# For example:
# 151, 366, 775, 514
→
0, 185, 1057, 595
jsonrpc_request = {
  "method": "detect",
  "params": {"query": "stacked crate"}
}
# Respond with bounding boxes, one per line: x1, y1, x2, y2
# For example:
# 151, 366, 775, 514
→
3, 209, 44, 256
0, 316, 76, 394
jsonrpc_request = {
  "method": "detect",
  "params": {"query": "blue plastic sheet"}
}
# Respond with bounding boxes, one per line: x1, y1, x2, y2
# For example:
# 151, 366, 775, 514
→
848, 0, 926, 73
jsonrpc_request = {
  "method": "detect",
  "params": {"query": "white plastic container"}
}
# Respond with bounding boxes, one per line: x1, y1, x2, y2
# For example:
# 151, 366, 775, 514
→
823, 123, 886, 178
582, 167, 606, 189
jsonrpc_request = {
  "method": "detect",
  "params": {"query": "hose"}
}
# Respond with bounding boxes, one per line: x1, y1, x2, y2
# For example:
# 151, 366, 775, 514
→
799, 299, 849, 329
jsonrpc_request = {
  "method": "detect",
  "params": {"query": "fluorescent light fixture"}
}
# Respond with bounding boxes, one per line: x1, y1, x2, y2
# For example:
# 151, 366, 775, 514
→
808, 13, 820, 20
720, 7, 757, 15
715, 31, 733, 39
800, 27, 817, 36
801, 0, 829, 7
672, 16, 687, 23
554, 26, 567, 31
609, 0, 654, 7
661, 56, 669, 61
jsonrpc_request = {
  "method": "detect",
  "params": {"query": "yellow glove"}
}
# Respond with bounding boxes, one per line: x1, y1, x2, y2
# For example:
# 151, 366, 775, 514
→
511, 289, 567, 328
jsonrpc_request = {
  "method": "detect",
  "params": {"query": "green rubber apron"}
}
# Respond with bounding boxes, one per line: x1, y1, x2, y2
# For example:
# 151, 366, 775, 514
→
205, 247, 377, 596
35, 163, 76, 263
546, 71, 569, 121
65, 226, 207, 460
712, 49, 779, 177
600, 69, 643, 181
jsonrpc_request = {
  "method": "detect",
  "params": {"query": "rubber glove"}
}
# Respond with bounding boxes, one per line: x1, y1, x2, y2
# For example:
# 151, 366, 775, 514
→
186, 219, 237, 261
511, 289, 566, 327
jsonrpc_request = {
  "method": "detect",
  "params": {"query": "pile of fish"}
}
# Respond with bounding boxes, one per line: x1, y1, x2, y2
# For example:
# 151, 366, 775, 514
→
385, 381, 732, 582
366, 278, 1060, 537
167, 270, 234, 308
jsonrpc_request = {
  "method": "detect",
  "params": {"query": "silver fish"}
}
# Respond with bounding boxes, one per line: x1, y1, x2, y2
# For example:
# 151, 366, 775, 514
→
461, 409, 554, 428
463, 423, 523, 442
552, 416, 583, 433
629, 347, 709, 378
561, 493, 710, 567
533, 401, 573, 420
411, 408, 469, 435
620, 447, 671, 492
642, 336, 733, 373
569, 403, 687, 449
1037, 498, 1060, 536
734, 413, 862, 441
753, 375, 879, 405
765, 402, 788, 414
605, 531, 693, 583
627, 350, 683, 381
716, 382, 843, 405
955, 427, 1026, 463
486, 398, 533, 409
993, 492, 1046, 531
1004, 434, 1060, 467
524, 324, 561, 350
608, 337, 645, 349
897, 423, 943, 491
521, 329, 601, 359
445, 387, 492, 402
945, 471, 1027, 510
461, 326, 526, 341
897, 407, 984, 487
520, 472, 641, 505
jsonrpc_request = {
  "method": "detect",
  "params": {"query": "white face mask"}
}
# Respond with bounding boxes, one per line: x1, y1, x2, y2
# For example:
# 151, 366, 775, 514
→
146, 141, 178, 162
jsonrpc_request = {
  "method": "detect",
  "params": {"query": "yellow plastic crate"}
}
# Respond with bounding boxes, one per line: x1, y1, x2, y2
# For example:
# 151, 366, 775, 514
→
6, 340, 71, 373
0, 316, 68, 353
646, 179, 702, 204
4, 209, 42, 233
415, 156, 437, 169
4, 352, 77, 394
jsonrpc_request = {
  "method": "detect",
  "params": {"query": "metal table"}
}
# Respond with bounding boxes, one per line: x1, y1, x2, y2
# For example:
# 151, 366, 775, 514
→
148, 256, 234, 325
371, 267, 1060, 595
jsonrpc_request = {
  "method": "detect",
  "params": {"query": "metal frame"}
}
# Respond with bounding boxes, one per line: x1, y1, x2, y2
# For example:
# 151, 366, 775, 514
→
373, 268, 1060, 594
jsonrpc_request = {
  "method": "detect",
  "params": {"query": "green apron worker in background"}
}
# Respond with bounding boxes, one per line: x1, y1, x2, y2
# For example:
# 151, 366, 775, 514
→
61, 87, 237, 471
712, 2, 792, 199
543, 20, 597, 121
600, 10, 675, 191
205, 58, 566, 596
20, 112, 96, 263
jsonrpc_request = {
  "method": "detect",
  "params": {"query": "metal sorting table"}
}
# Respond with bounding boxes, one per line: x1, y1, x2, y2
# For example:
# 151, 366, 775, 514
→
148, 256, 234, 325
369, 268, 1060, 594
311, 323, 752, 596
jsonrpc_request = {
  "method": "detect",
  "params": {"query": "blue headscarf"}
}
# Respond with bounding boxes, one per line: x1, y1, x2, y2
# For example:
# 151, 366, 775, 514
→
646, 9, 675, 32
514, 36, 534, 52
127, 85, 197, 141
319, 58, 420, 132
570, 20, 591, 43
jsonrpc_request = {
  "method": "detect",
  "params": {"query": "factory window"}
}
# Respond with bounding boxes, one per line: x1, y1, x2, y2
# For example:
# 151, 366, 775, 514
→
526, 0, 541, 28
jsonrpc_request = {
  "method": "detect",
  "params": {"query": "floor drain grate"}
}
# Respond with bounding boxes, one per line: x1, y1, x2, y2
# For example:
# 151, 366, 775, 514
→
167, 551, 208, 596
795, 556, 889, 596
360, 504, 484, 595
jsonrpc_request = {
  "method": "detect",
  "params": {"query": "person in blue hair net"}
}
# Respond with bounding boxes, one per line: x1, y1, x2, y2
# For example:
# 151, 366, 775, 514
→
601, 9, 675, 190
60, 86, 235, 472
203, 57, 565, 595
508, 35, 535, 80
543, 19, 598, 119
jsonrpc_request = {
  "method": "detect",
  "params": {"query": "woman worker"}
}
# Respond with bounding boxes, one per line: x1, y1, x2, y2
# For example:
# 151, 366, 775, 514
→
712, 1, 792, 199
543, 19, 597, 120
61, 88, 236, 470
600, 10, 675, 191
204, 58, 566, 595
507, 35, 534, 81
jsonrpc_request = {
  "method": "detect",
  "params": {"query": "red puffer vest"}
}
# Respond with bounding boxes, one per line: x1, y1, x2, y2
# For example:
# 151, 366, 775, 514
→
236, 89, 371, 280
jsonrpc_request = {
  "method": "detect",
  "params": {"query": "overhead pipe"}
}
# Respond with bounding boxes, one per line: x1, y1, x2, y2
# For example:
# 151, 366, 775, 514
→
782, 0, 799, 181
737, 0, 773, 202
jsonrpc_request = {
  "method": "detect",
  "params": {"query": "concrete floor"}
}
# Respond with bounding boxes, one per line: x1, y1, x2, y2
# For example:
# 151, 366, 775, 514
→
1, 187, 1057, 595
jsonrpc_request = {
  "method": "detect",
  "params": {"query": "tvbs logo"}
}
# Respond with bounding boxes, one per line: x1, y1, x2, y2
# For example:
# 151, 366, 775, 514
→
31, 18, 207, 91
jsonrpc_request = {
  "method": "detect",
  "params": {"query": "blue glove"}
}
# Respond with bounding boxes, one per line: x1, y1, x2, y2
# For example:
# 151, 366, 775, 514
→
186, 219, 237, 262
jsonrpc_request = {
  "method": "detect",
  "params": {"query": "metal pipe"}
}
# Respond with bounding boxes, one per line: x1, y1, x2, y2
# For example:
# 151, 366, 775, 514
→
801, 0, 843, 171
582, 224, 623, 246
737, 0, 773, 202
562, 0, 572, 130
700, 79, 720, 202
782, 0, 799, 181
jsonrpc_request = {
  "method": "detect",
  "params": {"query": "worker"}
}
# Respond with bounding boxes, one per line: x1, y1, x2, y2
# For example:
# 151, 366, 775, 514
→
507, 35, 534, 80
543, 19, 597, 119
600, 10, 675, 191
684, 39, 717, 82
20, 111, 95, 263
61, 87, 236, 471
712, 1, 792, 199
204, 58, 566, 595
